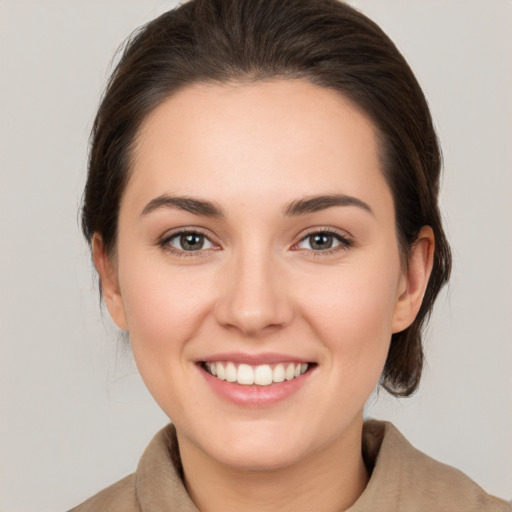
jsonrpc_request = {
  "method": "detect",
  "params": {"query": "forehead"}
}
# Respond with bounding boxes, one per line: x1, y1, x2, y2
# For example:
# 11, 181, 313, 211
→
126, 79, 391, 215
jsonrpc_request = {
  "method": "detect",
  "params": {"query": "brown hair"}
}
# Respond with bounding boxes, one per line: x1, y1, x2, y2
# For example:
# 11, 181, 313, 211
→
82, 0, 451, 396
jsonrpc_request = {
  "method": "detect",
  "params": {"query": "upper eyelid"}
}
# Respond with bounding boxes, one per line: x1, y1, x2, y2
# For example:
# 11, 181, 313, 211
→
292, 227, 354, 251
159, 227, 216, 243
295, 226, 353, 242
158, 229, 220, 258
157, 229, 220, 255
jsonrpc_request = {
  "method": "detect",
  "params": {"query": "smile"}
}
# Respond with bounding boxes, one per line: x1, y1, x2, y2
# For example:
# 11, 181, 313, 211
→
203, 361, 309, 386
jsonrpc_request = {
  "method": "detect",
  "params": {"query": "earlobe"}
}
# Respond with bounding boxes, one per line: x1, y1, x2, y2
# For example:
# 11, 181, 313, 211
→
92, 233, 128, 330
392, 226, 435, 333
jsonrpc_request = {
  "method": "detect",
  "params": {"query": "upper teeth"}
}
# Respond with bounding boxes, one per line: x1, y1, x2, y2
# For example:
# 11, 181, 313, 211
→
205, 362, 309, 386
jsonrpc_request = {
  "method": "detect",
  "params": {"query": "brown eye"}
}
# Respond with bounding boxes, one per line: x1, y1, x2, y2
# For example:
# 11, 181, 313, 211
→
168, 232, 213, 251
309, 233, 334, 250
296, 231, 352, 252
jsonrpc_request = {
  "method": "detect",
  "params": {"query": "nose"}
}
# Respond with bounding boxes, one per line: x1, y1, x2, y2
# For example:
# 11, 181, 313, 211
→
214, 248, 294, 337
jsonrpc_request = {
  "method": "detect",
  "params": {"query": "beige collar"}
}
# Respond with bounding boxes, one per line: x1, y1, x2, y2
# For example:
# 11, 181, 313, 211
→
134, 420, 509, 511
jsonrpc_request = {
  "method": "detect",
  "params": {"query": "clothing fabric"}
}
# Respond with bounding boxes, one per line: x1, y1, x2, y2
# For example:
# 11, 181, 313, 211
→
70, 420, 510, 511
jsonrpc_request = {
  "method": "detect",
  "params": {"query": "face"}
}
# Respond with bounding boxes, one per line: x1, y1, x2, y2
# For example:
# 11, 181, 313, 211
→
96, 80, 431, 472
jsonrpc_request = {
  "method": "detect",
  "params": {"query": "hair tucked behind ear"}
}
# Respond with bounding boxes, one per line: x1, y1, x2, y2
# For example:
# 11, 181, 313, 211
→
82, 0, 451, 396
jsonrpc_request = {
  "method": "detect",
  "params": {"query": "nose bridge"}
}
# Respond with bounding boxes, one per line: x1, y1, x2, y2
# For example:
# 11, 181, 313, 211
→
215, 239, 292, 335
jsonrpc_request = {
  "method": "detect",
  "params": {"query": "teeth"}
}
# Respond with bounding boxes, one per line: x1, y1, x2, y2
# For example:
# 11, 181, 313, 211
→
237, 364, 254, 385
285, 363, 295, 381
225, 362, 237, 383
254, 365, 273, 386
205, 361, 309, 386
273, 363, 285, 383
216, 362, 225, 380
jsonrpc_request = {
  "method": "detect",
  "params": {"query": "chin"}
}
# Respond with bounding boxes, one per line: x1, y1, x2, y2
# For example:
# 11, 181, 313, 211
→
194, 419, 311, 471
212, 441, 306, 472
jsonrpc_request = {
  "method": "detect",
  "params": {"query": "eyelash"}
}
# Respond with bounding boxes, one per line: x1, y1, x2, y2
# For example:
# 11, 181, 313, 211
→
158, 229, 218, 258
158, 227, 354, 257
293, 228, 354, 256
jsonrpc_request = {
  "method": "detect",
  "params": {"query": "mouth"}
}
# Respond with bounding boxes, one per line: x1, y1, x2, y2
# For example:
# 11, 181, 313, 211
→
200, 361, 313, 386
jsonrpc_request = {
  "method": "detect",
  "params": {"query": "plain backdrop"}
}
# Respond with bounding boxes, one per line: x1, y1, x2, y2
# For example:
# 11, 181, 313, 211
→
0, 1, 511, 510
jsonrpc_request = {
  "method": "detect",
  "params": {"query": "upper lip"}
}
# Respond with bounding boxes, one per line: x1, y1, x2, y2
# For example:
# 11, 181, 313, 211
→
198, 352, 312, 365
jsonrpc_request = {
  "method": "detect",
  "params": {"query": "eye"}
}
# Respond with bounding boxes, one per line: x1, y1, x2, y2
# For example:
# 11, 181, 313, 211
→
164, 231, 215, 252
295, 231, 352, 252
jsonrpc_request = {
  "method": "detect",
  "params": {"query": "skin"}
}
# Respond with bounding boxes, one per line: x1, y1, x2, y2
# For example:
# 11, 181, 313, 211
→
94, 80, 434, 512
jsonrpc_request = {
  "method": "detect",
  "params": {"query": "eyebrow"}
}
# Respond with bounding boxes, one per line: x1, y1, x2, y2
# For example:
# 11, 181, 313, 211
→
141, 195, 224, 217
140, 193, 373, 219
284, 194, 374, 217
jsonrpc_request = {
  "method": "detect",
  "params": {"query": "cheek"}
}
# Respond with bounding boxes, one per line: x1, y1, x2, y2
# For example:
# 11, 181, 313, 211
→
117, 260, 219, 418
297, 254, 402, 376
117, 253, 215, 372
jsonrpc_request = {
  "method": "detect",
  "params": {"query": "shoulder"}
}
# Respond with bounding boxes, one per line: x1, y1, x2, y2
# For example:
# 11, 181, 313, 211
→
68, 423, 196, 512
356, 420, 511, 512
397, 434, 510, 511
68, 474, 139, 512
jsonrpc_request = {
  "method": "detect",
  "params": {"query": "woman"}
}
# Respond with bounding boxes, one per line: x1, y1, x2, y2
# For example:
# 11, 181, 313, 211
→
71, 0, 509, 510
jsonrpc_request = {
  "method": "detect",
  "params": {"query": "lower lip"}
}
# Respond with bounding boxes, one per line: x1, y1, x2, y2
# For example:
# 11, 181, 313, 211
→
199, 365, 313, 407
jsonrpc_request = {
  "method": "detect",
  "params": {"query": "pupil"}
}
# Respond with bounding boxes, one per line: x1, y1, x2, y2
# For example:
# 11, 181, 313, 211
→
311, 234, 333, 250
181, 234, 204, 250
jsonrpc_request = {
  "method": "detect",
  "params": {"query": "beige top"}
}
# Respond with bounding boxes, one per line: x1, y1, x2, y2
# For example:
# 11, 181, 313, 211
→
70, 420, 510, 511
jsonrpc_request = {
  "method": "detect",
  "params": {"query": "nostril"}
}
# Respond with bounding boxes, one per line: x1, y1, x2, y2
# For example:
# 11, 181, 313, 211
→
216, 309, 291, 337
212, 262, 294, 335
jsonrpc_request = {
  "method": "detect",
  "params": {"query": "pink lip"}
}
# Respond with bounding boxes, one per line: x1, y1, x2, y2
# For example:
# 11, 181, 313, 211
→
199, 352, 311, 365
197, 360, 314, 408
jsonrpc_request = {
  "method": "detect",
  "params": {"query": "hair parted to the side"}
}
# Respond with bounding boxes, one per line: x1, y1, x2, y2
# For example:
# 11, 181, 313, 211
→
82, 0, 451, 397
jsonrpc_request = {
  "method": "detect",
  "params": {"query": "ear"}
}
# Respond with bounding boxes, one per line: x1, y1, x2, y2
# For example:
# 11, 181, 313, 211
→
392, 226, 435, 333
92, 233, 128, 330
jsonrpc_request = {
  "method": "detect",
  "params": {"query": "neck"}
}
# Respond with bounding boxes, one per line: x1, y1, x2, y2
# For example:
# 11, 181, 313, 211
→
177, 418, 369, 512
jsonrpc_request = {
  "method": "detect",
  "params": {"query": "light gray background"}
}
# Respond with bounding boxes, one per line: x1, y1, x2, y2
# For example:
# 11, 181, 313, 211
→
0, 1, 511, 510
